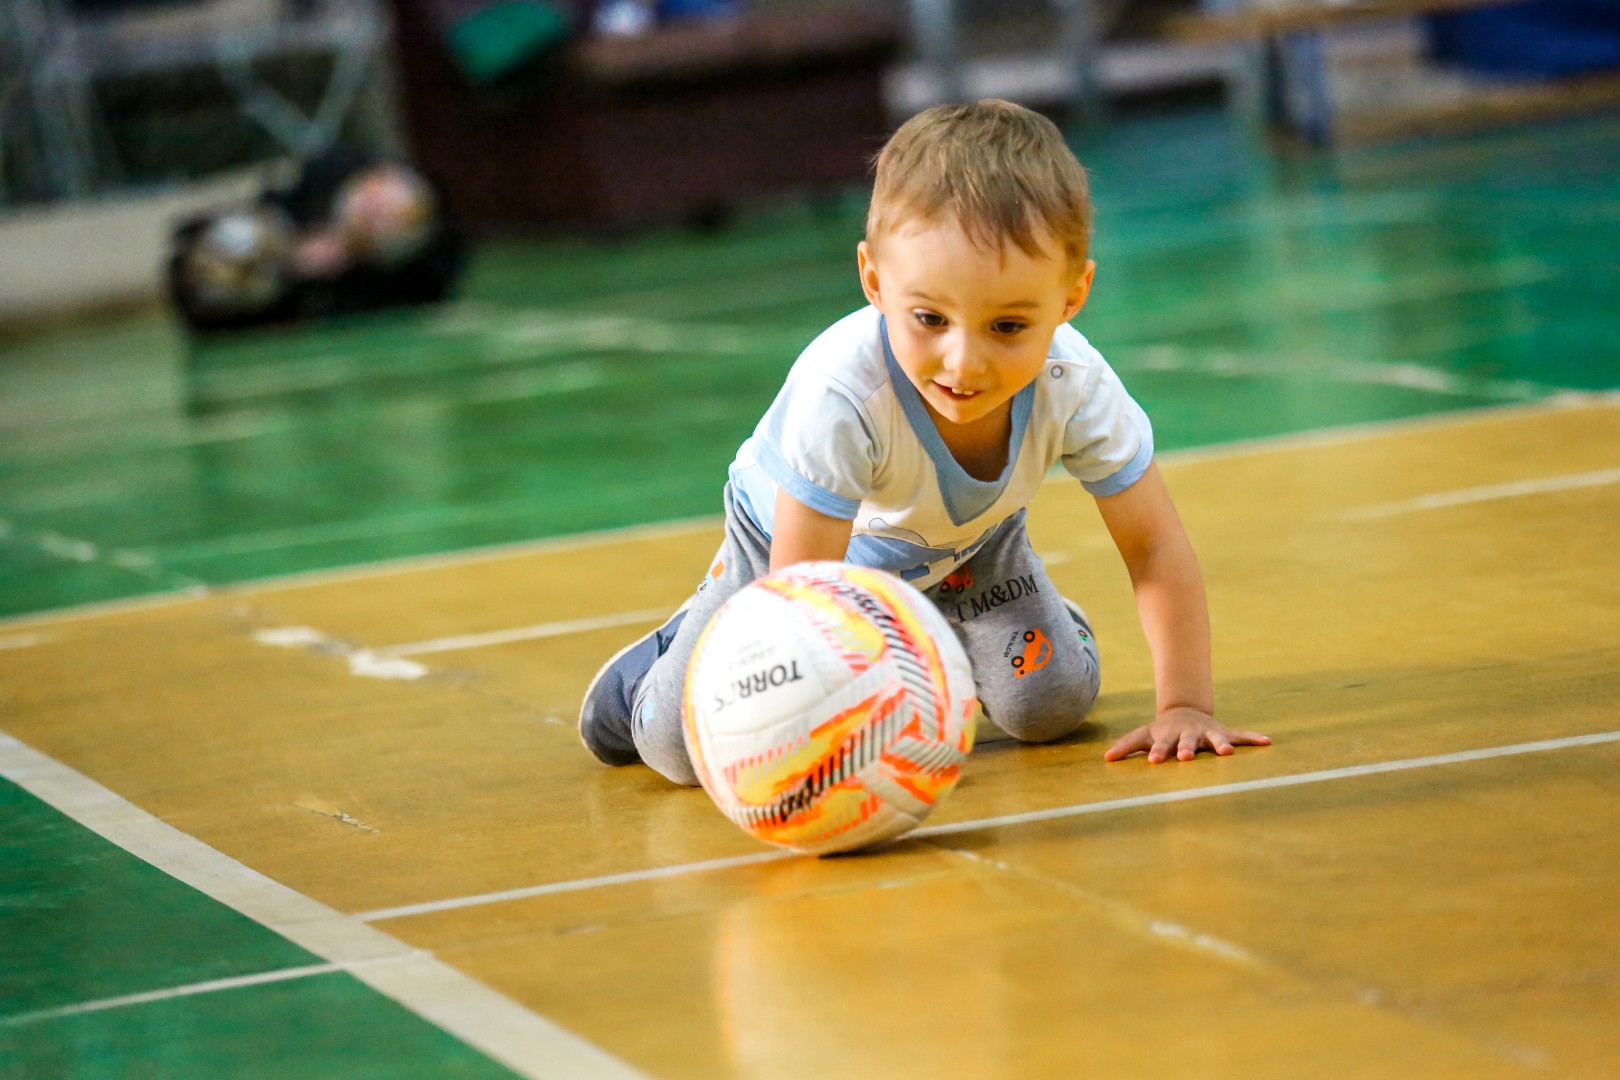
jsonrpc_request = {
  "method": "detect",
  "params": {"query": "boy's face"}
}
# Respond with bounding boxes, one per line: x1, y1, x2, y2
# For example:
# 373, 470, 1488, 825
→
858, 220, 1094, 431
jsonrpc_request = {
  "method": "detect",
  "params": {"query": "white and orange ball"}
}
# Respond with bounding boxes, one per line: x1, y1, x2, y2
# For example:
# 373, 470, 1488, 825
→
682, 562, 977, 855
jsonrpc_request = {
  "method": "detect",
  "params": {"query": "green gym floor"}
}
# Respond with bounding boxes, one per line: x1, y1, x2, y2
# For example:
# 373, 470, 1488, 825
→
3, 106, 1618, 1079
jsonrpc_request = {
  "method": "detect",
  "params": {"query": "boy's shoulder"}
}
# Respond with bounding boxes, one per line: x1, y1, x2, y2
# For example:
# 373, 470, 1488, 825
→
1036, 322, 1112, 401
1046, 321, 1106, 370
1032, 324, 1148, 439
788, 306, 889, 401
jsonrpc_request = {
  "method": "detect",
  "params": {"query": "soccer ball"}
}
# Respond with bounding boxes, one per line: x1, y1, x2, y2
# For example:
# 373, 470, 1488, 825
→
682, 562, 977, 855
182, 208, 294, 317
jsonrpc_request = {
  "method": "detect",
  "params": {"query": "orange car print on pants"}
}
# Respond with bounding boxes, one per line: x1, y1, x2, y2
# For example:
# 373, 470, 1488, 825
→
1011, 627, 1052, 677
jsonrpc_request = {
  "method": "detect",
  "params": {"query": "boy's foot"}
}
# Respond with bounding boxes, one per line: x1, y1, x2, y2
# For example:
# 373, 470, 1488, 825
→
578, 606, 689, 766
1062, 597, 1094, 644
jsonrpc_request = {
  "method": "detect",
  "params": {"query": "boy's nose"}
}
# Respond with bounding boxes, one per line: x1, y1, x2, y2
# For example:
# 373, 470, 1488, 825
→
942, 338, 989, 385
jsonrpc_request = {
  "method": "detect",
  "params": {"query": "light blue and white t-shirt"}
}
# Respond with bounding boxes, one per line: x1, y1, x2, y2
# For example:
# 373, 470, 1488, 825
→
730, 305, 1153, 590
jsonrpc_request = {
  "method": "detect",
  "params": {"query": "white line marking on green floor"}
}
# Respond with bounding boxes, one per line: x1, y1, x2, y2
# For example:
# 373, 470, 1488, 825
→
0, 958, 397, 1027
1118, 343, 1572, 402
7, 395, 1614, 631
0, 733, 651, 1080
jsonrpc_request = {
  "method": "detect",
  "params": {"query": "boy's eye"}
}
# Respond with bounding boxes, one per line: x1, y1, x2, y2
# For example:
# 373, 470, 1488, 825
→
991, 320, 1028, 335
913, 311, 946, 329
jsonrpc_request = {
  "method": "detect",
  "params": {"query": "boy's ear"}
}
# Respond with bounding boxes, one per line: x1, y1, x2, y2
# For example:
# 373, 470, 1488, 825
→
857, 241, 882, 305
1062, 259, 1097, 321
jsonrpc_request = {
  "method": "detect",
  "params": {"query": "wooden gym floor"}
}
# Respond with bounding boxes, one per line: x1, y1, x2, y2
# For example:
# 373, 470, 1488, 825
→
2, 108, 1618, 1078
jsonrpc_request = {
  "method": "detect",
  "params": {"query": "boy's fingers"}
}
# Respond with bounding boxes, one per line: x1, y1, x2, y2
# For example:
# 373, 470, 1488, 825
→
1107, 725, 1268, 763
1103, 732, 1148, 761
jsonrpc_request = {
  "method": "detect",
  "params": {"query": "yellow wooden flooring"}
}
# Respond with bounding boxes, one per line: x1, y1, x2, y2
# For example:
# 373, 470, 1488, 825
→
5, 399, 1619, 1078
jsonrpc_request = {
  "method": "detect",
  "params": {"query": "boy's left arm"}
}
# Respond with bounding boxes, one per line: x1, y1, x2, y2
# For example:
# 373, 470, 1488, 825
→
1092, 462, 1271, 763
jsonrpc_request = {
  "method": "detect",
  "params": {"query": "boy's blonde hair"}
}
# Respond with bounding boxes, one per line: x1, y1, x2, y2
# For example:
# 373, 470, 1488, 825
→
867, 99, 1091, 271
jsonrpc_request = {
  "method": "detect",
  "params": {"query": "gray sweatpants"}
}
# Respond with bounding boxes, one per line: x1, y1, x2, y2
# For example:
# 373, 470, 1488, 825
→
631, 486, 1101, 785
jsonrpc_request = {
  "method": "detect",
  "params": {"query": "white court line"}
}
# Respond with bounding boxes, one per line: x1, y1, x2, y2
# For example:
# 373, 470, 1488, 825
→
0, 733, 650, 1080
155, 504, 541, 563
358, 851, 789, 923
0, 631, 53, 651
0, 587, 215, 632
246, 391, 1617, 596
387, 608, 671, 658
266, 397, 1620, 673
0, 515, 718, 632
2, 959, 368, 1027
1342, 466, 1620, 521
228, 514, 723, 599
911, 730, 1620, 838
1128, 390, 1618, 472
4, 392, 1616, 632
1117, 342, 1570, 404
250, 608, 673, 681
356, 729, 1620, 924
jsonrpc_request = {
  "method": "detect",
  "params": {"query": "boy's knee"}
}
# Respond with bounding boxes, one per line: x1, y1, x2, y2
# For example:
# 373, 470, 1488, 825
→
994, 699, 1090, 744
988, 669, 1100, 744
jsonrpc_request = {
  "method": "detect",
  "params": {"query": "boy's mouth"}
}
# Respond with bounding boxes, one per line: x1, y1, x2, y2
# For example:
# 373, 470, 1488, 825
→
935, 383, 980, 400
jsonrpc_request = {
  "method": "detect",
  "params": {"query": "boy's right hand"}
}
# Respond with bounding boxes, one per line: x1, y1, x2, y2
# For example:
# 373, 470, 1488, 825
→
1103, 706, 1270, 764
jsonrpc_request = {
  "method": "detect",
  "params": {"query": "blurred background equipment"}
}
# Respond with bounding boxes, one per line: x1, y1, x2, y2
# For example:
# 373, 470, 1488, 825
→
386, 0, 902, 230
168, 204, 296, 326
0, 0, 398, 206
440, 0, 574, 87
166, 149, 463, 331
5, 0, 1620, 325
888, 0, 1232, 116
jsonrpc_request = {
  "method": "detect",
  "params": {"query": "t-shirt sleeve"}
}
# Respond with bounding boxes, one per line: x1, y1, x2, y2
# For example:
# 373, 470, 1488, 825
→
1060, 359, 1155, 497
752, 371, 878, 520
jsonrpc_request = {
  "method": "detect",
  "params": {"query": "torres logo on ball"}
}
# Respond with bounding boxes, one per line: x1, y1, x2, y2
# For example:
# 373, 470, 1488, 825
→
713, 661, 804, 712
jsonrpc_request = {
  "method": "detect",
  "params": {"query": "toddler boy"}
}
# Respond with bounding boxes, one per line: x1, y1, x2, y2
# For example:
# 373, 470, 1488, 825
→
581, 99, 1269, 784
